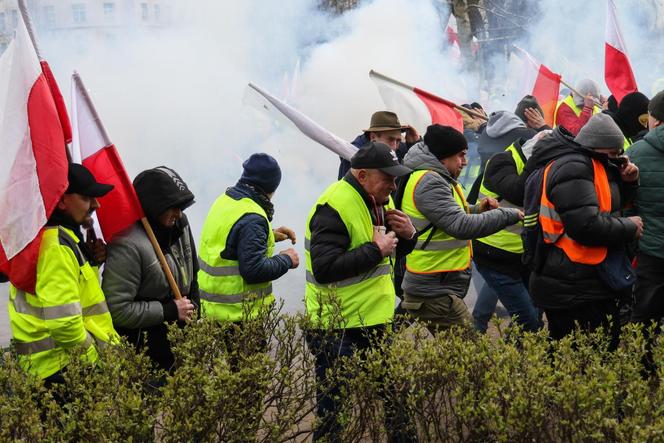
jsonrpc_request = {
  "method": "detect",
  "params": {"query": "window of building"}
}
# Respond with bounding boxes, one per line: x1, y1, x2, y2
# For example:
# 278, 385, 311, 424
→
103, 2, 115, 20
141, 3, 148, 21
154, 4, 161, 21
0, 13, 5, 33
72, 4, 86, 24
43, 6, 56, 29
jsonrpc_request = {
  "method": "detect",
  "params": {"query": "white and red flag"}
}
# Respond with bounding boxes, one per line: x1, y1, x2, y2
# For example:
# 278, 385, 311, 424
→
246, 82, 358, 160
369, 70, 464, 134
513, 46, 561, 127
605, 0, 638, 104
71, 72, 144, 241
0, 8, 70, 292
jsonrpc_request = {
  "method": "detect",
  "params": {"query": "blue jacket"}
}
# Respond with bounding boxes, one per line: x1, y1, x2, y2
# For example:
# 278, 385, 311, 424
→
223, 184, 292, 284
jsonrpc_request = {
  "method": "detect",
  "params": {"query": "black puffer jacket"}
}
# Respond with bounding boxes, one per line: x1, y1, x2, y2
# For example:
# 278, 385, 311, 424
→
526, 130, 638, 309
309, 173, 417, 284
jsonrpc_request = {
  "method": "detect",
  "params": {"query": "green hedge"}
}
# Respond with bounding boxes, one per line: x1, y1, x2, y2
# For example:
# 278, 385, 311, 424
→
2, 305, 664, 442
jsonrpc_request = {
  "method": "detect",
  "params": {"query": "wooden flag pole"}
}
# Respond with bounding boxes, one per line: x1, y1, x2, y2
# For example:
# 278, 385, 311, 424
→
369, 69, 489, 121
141, 218, 183, 300
560, 79, 604, 108
73, 72, 182, 300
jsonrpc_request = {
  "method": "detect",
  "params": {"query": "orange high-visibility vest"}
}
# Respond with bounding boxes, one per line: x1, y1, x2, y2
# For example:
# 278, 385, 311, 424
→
539, 158, 611, 265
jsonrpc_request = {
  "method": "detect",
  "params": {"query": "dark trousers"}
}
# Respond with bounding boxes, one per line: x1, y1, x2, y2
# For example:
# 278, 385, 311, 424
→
545, 299, 621, 350
118, 323, 175, 373
631, 253, 664, 373
306, 326, 417, 443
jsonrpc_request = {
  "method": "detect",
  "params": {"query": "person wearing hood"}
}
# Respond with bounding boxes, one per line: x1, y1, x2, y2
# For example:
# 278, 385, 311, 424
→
604, 91, 650, 149
197, 153, 298, 324
528, 114, 641, 347
337, 111, 420, 180
9, 163, 118, 382
400, 125, 523, 331
628, 91, 664, 358
468, 96, 549, 203
102, 166, 198, 372
470, 131, 550, 333
554, 78, 602, 136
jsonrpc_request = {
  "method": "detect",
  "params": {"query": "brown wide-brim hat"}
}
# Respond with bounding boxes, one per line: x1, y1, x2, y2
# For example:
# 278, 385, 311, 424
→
363, 111, 408, 133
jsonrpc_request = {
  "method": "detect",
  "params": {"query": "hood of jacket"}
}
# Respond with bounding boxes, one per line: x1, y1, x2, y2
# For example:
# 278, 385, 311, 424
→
485, 111, 527, 138
133, 166, 195, 221
527, 126, 582, 169
403, 141, 453, 180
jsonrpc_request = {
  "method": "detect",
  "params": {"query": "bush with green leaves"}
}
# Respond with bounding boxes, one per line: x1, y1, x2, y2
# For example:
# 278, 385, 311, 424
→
2, 305, 664, 442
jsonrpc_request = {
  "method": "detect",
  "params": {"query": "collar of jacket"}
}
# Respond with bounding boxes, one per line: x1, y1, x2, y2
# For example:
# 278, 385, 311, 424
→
227, 182, 275, 221
342, 172, 389, 220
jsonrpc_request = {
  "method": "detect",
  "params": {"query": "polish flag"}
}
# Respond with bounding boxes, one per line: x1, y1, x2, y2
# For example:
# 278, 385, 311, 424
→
369, 70, 464, 134
513, 46, 561, 127
71, 72, 143, 241
605, 0, 637, 104
0, 12, 69, 292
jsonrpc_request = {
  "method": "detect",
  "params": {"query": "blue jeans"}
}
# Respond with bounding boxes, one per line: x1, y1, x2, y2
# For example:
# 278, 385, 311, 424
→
473, 263, 542, 333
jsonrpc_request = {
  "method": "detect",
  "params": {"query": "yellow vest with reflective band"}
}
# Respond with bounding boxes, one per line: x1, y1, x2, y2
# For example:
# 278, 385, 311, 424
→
553, 95, 600, 124
476, 144, 526, 254
197, 194, 275, 322
401, 170, 471, 273
624, 136, 632, 151
8, 227, 118, 379
304, 180, 395, 329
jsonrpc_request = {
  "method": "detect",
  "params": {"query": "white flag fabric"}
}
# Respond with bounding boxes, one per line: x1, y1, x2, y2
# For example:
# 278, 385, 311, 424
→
247, 83, 358, 161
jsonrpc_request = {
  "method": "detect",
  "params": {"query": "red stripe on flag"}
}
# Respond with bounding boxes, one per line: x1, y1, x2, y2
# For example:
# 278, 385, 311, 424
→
0, 74, 69, 293
82, 145, 143, 241
413, 87, 464, 133
40, 60, 72, 145
532, 64, 561, 127
605, 43, 638, 104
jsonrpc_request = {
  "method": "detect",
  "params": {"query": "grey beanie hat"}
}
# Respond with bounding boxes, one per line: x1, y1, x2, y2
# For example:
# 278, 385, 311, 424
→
574, 113, 624, 150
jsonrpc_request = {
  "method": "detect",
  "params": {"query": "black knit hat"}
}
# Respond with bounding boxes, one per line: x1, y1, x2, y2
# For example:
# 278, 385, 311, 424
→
514, 95, 543, 123
649, 90, 664, 121
423, 124, 468, 159
239, 153, 282, 194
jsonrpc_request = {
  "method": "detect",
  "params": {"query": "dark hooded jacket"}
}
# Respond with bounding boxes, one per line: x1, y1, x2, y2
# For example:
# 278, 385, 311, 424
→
524, 128, 639, 310
102, 166, 199, 371
628, 124, 664, 259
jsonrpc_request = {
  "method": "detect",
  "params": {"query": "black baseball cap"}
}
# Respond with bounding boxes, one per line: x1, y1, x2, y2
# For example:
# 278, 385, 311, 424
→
65, 163, 114, 197
350, 142, 412, 177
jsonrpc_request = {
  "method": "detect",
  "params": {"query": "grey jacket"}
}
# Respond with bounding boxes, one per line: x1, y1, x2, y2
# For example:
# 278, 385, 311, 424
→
401, 142, 522, 298
102, 223, 197, 329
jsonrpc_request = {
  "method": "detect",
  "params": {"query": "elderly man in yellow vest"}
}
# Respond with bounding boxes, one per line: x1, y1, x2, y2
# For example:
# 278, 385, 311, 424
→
305, 142, 418, 442
8, 163, 118, 384
197, 153, 298, 323
400, 124, 523, 332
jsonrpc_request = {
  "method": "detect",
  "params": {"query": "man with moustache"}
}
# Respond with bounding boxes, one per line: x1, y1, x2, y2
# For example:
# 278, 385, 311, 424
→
7, 163, 118, 383
306, 142, 418, 442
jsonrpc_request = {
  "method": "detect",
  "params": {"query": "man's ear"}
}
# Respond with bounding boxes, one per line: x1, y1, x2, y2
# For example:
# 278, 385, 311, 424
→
56, 194, 67, 211
356, 169, 368, 183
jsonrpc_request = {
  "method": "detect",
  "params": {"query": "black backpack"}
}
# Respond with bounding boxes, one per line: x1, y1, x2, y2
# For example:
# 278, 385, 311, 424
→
521, 161, 553, 272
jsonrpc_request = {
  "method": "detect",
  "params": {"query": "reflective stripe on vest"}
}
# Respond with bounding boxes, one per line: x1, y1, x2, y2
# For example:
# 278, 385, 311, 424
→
304, 179, 396, 329
539, 158, 611, 265
554, 95, 600, 124
476, 144, 526, 254
401, 170, 471, 273
13, 333, 93, 356
197, 194, 275, 322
